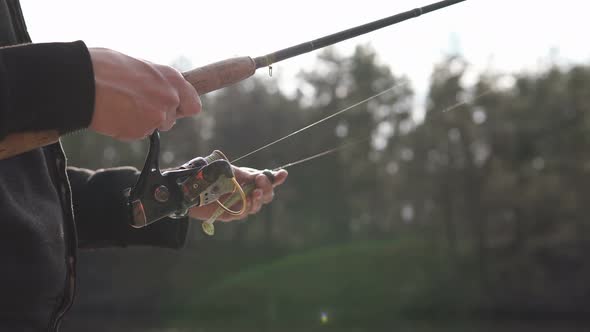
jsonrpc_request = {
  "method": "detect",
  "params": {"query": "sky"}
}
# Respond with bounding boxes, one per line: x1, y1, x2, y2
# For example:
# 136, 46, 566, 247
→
20, 0, 590, 105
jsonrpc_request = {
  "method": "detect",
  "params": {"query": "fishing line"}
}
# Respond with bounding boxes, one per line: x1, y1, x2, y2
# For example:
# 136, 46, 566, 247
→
271, 88, 494, 170
231, 83, 406, 164
274, 136, 371, 170
442, 89, 492, 113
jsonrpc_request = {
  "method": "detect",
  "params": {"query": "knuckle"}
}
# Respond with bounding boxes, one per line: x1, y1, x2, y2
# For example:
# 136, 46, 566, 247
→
186, 82, 202, 114
162, 65, 185, 86
255, 175, 267, 187
152, 65, 181, 104
152, 109, 166, 123
144, 109, 166, 130
164, 88, 181, 107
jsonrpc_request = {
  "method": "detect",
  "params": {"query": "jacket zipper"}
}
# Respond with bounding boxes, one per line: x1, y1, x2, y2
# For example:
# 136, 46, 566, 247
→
48, 144, 79, 331
8, 2, 79, 331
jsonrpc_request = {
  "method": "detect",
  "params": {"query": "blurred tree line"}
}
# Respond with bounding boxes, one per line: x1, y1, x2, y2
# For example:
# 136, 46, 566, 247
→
61, 45, 590, 329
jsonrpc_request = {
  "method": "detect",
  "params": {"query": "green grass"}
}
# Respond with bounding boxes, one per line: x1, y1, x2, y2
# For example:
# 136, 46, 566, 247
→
168, 238, 484, 329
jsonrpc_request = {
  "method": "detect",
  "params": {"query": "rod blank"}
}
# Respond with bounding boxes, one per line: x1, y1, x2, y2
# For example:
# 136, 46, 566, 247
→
253, 0, 466, 68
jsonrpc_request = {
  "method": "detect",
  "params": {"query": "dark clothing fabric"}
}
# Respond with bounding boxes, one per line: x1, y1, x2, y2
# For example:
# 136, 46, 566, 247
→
67, 166, 189, 249
0, 1, 189, 331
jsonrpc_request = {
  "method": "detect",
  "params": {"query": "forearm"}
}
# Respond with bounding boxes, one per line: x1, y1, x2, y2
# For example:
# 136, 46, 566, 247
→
67, 166, 189, 249
0, 41, 94, 139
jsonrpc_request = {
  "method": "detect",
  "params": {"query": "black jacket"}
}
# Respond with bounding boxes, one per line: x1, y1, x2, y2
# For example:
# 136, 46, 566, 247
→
0, 2, 189, 331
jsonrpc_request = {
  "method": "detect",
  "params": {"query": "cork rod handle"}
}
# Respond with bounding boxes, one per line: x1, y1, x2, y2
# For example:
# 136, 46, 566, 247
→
0, 56, 258, 160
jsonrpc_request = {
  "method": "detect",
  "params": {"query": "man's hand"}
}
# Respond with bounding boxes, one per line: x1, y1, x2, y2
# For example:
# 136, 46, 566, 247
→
189, 167, 288, 222
88, 48, 201, 140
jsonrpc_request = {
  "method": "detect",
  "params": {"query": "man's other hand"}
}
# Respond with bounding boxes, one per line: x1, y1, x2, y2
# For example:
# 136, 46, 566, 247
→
189, 167, 288, 222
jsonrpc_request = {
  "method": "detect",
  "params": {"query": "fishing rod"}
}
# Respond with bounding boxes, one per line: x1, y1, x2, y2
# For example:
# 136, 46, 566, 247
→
250, 0, 467, 71
115, 0, 469, 231
0, 0, 466, 160
185, 0, 467, 94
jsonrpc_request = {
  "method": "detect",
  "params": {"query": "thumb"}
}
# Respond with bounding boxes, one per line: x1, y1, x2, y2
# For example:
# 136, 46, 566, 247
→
271, 169, 288, 187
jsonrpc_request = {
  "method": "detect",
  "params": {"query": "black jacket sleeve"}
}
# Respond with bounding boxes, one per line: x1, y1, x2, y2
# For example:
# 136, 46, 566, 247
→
0, 41, 94, 138
67, 166, 190, 249
0, 40, 189, 248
